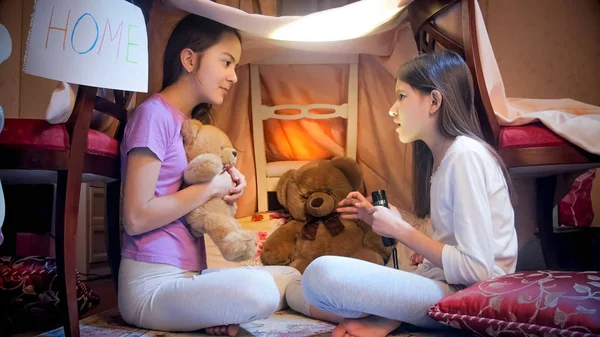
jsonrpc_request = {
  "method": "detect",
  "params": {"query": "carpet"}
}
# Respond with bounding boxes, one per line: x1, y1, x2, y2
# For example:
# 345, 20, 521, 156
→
36, 309, 473, 337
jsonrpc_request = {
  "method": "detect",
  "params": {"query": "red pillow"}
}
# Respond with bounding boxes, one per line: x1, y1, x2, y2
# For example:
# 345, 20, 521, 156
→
558, 169, 596, 227
0, 256, 100, 334
429, 271, 600, 337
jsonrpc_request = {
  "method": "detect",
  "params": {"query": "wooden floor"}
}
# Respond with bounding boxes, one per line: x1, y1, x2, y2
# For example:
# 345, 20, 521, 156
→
12, 276, 117, 337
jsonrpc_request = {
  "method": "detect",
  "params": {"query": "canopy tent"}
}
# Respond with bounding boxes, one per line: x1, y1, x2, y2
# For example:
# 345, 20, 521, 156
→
141, 0, 600, 218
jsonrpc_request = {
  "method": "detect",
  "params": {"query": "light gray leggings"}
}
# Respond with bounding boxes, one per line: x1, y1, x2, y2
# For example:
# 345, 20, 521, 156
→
118, 258, 300, 332
286, 256, 463, 329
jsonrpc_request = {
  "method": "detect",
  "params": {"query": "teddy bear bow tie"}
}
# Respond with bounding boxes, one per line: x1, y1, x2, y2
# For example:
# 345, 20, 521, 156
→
301, 213, 345, 240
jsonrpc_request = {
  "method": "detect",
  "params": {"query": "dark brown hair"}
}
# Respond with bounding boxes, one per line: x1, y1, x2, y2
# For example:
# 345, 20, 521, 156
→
162, 14, 241, 123
397, 51, 513, 218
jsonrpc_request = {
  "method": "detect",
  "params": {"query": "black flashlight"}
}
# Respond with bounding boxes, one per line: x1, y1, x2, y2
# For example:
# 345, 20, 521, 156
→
371, 190, 396, 247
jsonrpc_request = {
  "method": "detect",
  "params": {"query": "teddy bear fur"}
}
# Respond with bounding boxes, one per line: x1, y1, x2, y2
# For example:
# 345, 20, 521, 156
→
181, 119, 257, 262
260, 157, 394, 273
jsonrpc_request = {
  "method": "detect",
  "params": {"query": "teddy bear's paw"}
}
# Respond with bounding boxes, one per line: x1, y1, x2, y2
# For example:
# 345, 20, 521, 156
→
235, 247, 258, 262
183, 154, 223, 184
239, 230, 259, 260
219, 231, 258, 262
259, 244, 294, 266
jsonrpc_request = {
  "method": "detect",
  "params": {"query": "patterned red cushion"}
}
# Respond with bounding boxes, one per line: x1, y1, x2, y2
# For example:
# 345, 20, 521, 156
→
429, 271, 600, 337
499, 123, 569, 150
0, 256, 100, 334
0, 118, 119, 158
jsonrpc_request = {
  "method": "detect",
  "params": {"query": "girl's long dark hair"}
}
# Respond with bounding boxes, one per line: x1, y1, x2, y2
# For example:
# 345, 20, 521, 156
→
397, 51, 514, 218
162, 14, 241, 123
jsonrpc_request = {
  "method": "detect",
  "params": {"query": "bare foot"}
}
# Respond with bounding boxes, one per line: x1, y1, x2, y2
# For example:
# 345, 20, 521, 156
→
331, 315, 401, 337
204, 324, 239, 336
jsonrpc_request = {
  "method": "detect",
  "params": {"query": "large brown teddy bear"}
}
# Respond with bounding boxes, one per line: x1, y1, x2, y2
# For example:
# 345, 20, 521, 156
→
260, 157, 394, 273
181, 119, 257, 262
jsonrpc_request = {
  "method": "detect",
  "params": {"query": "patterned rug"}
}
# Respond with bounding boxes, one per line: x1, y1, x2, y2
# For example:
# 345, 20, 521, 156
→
36, 309, 473, 337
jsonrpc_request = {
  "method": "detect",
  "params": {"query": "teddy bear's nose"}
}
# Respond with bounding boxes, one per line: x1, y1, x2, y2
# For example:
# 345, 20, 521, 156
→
232, 150, 237, 157
311, 198, 324, 208
306, 192, 335, 218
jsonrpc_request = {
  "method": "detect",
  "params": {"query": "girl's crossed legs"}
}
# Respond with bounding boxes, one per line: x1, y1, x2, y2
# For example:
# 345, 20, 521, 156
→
286, 256, 462, 337
118, 258, 299, 335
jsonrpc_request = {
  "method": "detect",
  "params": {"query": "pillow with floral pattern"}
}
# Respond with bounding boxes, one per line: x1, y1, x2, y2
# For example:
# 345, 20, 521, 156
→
429, 270, 600, 337
0, 256, 99, 334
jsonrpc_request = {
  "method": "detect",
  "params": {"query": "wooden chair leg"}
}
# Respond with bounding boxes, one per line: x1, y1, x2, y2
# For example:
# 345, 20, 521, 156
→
104, 180, 121, 291
55, 170, 82, 337
536, 175, 560, 270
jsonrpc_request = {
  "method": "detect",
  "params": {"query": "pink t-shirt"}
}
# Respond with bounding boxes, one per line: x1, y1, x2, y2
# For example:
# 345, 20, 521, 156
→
120, 94, 207, 272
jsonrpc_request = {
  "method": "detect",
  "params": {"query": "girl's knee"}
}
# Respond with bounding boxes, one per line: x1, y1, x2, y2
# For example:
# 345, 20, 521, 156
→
303, 256, 344, 288
240, 270, 280, 318
302, 256, 347, 306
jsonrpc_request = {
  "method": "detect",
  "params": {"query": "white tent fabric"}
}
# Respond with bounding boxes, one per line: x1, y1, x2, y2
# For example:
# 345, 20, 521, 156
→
168, 0, 600, 154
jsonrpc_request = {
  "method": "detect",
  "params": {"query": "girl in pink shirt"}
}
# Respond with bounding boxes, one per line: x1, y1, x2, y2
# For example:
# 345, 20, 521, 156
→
118, 14, 298, 336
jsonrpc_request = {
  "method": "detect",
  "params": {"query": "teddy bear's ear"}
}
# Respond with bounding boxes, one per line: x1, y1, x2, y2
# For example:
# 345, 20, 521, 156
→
276, 169, 296, 209
331, 156, 365, 194
181, 119, 203, 146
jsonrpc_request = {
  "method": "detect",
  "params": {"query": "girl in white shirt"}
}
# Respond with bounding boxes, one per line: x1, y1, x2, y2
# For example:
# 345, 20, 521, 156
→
285, 50, 519, 337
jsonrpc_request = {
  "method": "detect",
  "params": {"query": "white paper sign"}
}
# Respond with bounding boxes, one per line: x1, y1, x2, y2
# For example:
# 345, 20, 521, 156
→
24, 0, 148, 92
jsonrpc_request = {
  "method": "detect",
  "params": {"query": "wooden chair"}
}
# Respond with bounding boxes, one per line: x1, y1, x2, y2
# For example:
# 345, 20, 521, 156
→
250, 51, 359, 212
0, 85, 127, 337
407, 0, 600, 270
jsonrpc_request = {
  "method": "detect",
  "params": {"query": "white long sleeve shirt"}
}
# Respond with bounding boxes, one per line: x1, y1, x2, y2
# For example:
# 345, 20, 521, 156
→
413, 136, 518, 286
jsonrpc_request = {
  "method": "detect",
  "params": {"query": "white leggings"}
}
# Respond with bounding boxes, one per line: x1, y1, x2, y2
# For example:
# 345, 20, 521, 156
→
118, 258, 300, 332
285, 256, 463, 329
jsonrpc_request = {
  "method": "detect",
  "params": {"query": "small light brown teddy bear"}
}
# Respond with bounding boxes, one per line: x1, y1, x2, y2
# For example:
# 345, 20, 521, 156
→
260, 157, 394, 273
181, 119, 257, 262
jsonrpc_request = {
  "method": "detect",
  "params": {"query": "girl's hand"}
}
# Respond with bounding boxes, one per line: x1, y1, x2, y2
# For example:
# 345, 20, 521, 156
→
410, 253, 424, 266
337, 191, 411, 240
370, 206, 411, 240
336, 191, 375, 224
223, 166, 246, 204
210, 170, 235, 198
